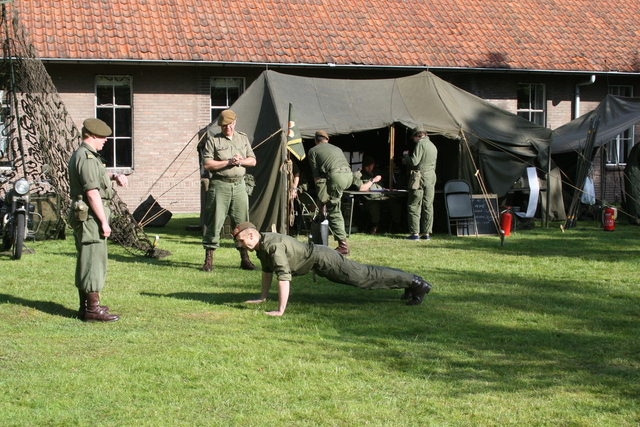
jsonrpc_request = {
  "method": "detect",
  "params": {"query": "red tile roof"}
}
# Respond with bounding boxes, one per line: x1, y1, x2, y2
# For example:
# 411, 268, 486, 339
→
9, 0, 640, 73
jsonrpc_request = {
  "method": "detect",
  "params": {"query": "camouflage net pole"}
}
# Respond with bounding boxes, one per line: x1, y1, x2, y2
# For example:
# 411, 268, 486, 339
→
0, 5, 169, 258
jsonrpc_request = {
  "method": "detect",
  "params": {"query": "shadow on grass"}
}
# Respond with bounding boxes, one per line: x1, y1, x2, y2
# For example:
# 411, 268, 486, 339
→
0, 293, 78, 318
141, 291, 256, 307
303, 268, 640, 399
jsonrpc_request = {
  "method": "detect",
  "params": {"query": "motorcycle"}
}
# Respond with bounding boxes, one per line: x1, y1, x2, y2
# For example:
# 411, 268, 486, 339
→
0, 176, 40, 260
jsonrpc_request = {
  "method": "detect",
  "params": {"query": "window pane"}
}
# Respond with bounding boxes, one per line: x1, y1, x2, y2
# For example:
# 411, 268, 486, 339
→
115, 109, 132, 137
114, 86, 131, 106
96, 108, 113, 128
211, 86, 227, 107
96, 86, 113, 106
115, 139, 132, 168
517, 86, 530, 110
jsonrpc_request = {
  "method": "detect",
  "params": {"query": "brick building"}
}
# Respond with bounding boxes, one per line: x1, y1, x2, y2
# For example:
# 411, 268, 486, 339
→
5, 0, 640, 213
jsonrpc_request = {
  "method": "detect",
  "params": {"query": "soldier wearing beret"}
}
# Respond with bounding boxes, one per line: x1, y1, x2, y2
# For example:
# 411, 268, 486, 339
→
307, 130, 353, 255
403, 126, 437, 241
233, 222, 432, 316
68, 118, 128, 322
200, 109, 258, 271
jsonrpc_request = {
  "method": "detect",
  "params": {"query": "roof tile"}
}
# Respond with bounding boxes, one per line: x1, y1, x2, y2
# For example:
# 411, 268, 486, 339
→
7, 0, 640, 72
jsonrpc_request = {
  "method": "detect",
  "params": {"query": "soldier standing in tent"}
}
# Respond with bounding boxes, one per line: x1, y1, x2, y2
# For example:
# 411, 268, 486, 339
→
68, 118, 128, 322
201, 109, 258, 271
308, 130, 353, 255
403, 126, 438, 241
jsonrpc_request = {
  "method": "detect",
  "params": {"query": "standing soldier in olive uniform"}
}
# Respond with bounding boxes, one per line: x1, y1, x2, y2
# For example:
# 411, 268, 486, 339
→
68, 118, 128, 322
201, 109, 258, 271
233, 222, 432, 316
308, 130, 353, 255
403, 126, 438, 241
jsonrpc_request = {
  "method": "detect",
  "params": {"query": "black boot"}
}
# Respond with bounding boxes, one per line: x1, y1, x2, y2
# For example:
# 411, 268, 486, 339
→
78, 289, 109, 320
84, 292, 119, 322
399, 289, 412, 301
202, 249, 214, 272
406, 275, 431, 306
239, 247, 258, 270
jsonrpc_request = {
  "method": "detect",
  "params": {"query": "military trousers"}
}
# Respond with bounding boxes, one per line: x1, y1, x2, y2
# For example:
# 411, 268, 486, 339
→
72, 208, 110, 293
407, 170, 436, 235
203, 178, 249, 249
324, 172, 353, 241
312, 244, 414, 290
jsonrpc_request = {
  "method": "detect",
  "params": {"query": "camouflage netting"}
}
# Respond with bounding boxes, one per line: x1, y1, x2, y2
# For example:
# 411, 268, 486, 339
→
0, 6, 170, 258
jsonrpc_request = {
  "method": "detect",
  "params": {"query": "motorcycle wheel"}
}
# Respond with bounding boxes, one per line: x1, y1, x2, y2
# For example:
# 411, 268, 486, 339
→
11, 213, 25, 260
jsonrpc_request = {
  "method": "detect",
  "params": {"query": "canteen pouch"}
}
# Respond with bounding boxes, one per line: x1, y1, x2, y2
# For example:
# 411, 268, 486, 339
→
408, 170, 422, 190
72, 196, 89, 222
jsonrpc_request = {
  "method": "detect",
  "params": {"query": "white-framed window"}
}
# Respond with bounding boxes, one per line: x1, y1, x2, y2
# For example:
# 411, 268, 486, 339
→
96, 76, 132, 168
517, 83, 546, 126
210, 77, 245, 123
606, 85, 634, 166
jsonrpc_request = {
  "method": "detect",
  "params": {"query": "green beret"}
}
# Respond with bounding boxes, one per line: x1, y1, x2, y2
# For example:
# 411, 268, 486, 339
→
315, 130, 329, 140
218, 109, 237, 126
83, 118, 112, 137
232, 221, 257, 238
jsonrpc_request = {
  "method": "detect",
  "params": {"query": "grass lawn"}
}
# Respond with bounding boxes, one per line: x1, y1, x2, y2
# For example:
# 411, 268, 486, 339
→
1, 214, 639, 426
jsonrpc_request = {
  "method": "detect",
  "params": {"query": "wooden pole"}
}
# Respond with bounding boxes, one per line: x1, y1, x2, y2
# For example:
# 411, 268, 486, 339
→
389, 124, 395, 190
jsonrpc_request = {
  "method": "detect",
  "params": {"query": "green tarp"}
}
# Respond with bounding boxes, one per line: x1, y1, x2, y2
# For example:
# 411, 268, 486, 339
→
202, 70, 553, 233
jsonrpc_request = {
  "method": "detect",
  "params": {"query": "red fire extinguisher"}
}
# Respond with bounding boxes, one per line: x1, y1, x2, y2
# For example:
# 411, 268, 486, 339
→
603, 206, 616, 231
500, 207, 513, 237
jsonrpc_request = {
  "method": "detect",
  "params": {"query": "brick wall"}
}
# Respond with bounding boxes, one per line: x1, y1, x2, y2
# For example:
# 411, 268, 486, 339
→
45, 64, 639, 214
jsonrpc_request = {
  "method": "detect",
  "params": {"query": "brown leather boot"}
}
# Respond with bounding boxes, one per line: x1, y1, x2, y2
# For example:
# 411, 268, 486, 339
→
239, 247, 258, 270
202, 248, 214, 272
84, 292, 119, 322
78, 289, 109, 320
335, 240, 350, 255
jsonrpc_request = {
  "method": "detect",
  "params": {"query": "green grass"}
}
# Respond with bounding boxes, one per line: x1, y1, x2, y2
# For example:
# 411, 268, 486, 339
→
1, 214, 639, 426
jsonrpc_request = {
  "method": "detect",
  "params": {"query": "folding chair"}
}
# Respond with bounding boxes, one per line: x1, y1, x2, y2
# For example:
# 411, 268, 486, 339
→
296, 190, 319, 235
444, 179, 478, 236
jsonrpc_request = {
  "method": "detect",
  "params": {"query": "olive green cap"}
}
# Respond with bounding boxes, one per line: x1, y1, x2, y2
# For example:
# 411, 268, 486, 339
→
232, 221, 257, 238
218, 109, 237, 126
83, 118, 112, 137
315, 130, 329, 140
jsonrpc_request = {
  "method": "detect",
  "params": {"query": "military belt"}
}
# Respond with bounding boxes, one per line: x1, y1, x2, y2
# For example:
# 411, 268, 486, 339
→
328, 167, 351, 174
213, 176, 244, 183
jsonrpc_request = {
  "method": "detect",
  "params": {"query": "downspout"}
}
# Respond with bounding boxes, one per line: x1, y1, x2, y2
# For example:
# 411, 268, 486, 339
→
574, 75, 596, 119
573, 74, 597, 206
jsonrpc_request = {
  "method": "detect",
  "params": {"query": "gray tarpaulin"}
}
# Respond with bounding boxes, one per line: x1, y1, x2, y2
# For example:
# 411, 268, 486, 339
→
551, 95, 640, 154
202, 70, 552, 233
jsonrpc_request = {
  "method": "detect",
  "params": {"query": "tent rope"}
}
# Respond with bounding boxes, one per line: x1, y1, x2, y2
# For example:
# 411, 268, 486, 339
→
460, 132, 503, 242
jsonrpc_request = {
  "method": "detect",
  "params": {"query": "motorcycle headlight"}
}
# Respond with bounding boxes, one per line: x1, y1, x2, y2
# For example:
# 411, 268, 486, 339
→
14, 178, 30, 196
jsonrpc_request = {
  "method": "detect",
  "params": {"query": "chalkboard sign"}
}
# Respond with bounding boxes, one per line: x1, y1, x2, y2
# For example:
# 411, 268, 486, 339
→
461, 194, 499, 236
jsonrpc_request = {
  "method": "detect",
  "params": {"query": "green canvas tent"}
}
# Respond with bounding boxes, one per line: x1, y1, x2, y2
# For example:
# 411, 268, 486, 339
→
202, 70, 552, 233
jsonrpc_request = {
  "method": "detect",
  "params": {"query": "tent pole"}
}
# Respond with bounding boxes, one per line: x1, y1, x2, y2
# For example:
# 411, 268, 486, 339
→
546, 147, 551, 227
389, 124, 395, 190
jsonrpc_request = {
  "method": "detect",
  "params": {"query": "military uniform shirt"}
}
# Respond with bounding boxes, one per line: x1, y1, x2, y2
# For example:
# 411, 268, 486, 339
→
68, 142, 114, 202
403, 136, 437, 173
308, 142, 350, 179
202, 130, 255, 179
256, 232, 316, 282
